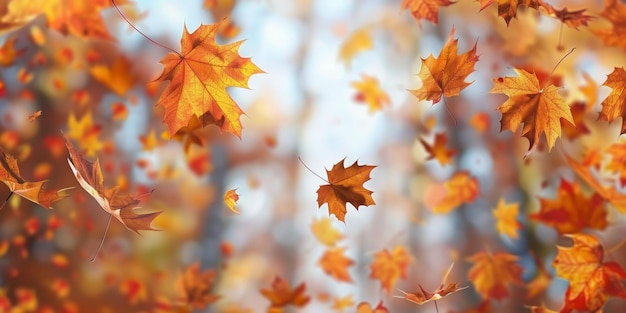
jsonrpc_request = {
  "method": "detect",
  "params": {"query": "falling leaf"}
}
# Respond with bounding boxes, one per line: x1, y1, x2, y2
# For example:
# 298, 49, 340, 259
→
316, 158, 376, 223
579, 72, 597, 110
338, 27, 373, 70
203, 1, 240, 39
553, 233, 626, 313
351, 74, 391, 113
27, 110, 41, 122
478, 0, 541, 26
592, 0, 626, 51
0, 36, 25, 66
90, 56, 136, 97
369, 245, 412, 293
492, 198, 521, 238
432, 171, 479, 214
420, 132, 457, 166
529, 179, 607, 234
526, 305, 559, 313
318, 247, 354, 283
311, 217, 343, 247
66, 112, 103, 157
331, 295, 354, 313
470, 112, 490, 133
139, 130, 158, 151
491, 68, 574, 152
120, 279, 146, 304
540, 3, 592, 29
467, 250, 523, 300
111, 102, 128, 121
410, 27, 477, 105
65, 137, 161, 233
154, 20, 263, 137
356, 301, 389, 313
176, 262, 220, 309
224, 189, 240, 214
401, 0, 455, 25
0, 146, 70, 209
561, 102, 590, 140
598, 67, 626, 134
565, 154, 626, 212
260, 277, 310, 309
396, 263, 467, 305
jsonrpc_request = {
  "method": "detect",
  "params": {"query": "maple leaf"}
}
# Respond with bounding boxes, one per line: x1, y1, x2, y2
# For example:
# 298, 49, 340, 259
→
467, 250, 523, 300
401, 0, 455, 25
410, 27, 477, 104
331, 295, 354, 313
491, 68, 574, 152
553, 233, 626, 313
337, 27, 373, 70
310, 217, 343, 247
318, 247, 354, 283
529, 179, 607, 234
592, 0, 626, 51
65, 137, 161, 233
316, 158, 376, 223
598, 67, 626, 133
420, 132, 457, 166
491, 198, 521, 238
223, 188, 240, 214
561, 102, 590, 140
369, 245, 412, 293
0, 36, 25, 66
176, 262, 220, 310
260, 277, 310, 309
565, 154, 626, 212
539, 3, 592, 29
396, 263, 468, 305
66, 112, 103, 157
154, 21, 264, 137
89, 56, 136, 97
0, 146, 70, 209
203, 0, 240, 39
478, 0, 541, 26
356, 301, 389, 313
431, 171, 479, 214
351, 74, 391, 113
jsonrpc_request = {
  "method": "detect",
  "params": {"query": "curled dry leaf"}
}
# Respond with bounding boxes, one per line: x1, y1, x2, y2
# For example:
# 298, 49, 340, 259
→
176, 262, 220, 310
396, 263, 467, 305
224, 188, 240, 214
65, 136, 161, 233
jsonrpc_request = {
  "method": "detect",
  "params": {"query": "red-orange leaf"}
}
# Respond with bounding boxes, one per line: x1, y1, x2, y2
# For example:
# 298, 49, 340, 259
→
467, 251, 523, 300
316, 158, 376, 223
154, 21, 263, 137
478, 0, 541, 26
409, 27, 478, 104
318, 247, 354, 283
369, 245, 412, 293
592, 0, 626, 51
401, 0, 455, 25
260, 277, 310, 309
420, 132, 457, 166
553, 233, 626, 313
432, 171, 479, 214
356, 301, 389, 313
396, 263, 467, 305
598, 67, 626, 134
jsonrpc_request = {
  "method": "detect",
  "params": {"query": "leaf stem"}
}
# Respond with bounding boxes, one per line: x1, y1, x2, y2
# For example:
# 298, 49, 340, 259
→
90, 214, 112, 262
545, 47, 575, 88
297, 157, 329, 183
442, 97, 457, 126
0, 192, 13, 211
557, 22, 564, 51
434, 300, 439, 313
111, 0, 182, 57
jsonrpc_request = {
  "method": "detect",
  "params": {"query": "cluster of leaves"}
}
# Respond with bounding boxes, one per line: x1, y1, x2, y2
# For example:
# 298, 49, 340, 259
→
1, 0, 626, 312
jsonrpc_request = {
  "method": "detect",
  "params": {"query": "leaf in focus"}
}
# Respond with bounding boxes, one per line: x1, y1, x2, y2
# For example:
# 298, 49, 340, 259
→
89, 56, 136, 97
338, 27, 373, 70
66, 112, 103, 157
592, 0, 626, 51
467, 250, 523, 300
396, 263, 467, 305
432, 171, 479, 214
490, 68, 574, 152
154, 21, 264, 137
478, 0, 541, 26
351, 74, 390, 113
318, 247, 354, 283
356, 301, 388, 313
176, 262, 220, 310
409, 27, 478, 104
420, 132, 457, 166
331, 295, 354, 313
401, 0, 455, 25
529, 179, 607, 234
316, 158, 376, 223
369, 245, 412, 293
598, 67, 626, 133
0, 147, 70, 209
260, 277, 310, 309
310, 217, 343, 247
491, 198, 521, 238
224, 188, 240, 214
553, 233, 626, 313
65, 137, 161, 233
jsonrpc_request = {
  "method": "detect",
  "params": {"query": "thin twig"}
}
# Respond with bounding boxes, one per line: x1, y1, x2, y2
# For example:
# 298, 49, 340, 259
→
0, 192, 13, 211
90, 215, 112, 262
434, 300, 439, 313
297, 157, 328, 183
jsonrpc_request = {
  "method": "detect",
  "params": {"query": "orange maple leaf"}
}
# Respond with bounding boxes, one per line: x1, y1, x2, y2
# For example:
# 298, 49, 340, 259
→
0, 36, 25, 66
154, 21, 263, 137
396, 263, 467, 305
478, 0, 541, 26
491, 198, 521, 238
540, 3, 592, 29
260, 277, 310, 309
89, 56, 136, 97
431, 171, 479, 214
369, 245, 413, 293
176, 262, 220, 310
223, 188, 240, 214
401, 0, 455, 25
0, 147, 70, 210
561, 102, 590, 140
316, 158, 376, 223
420, 132, 457, 166
310, 217, 343, 247
529, 179, 607, 234
65, 137, 161, 233
410, 27, 478, 104
356, 301, 389, 313
351, 74, 391, 113
467, 250, 523, 300
592, 0, 626, 51
318, 247, 354, 283
491, 68, 574, 152
553, 233, 626, 313
66, 112, 103, 157
565, 154, 626, 212
598, 67, 626, 133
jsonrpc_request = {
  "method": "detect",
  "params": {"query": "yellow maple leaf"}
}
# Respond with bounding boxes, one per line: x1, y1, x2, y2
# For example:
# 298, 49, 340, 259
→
491, 198, 521, 238
90, 56, 136, 97
310, 217, 343, 247
66, 112, 103, 157
337, 27, 373, 70
351, 74, 391, 113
